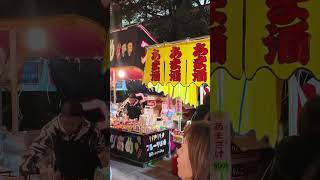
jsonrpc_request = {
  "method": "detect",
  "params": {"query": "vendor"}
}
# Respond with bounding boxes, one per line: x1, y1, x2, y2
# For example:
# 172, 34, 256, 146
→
125, 93, 143, 119
20, 100, 108, 180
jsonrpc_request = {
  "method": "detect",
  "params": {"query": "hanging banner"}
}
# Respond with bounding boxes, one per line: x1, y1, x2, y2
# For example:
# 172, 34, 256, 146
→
143, 46, 167, 85
143, 37, 210, 87
211, 0, 243, 79
246, 0, 320, 80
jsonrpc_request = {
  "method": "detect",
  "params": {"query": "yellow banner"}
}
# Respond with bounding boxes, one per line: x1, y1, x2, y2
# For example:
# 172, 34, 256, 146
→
143, 37, 210, 87
143, 46, 167, 85
211, 0, 243, 79
211, 69, 279, 146
164, 43, 188, 86
246, 0, 320, 79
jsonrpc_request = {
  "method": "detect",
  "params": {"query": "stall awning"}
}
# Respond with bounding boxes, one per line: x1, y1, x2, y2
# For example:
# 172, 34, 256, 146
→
110, 24, 157, 70
0, 15, 106, 59
143, 36, 210, 87
110, 66, 144, 81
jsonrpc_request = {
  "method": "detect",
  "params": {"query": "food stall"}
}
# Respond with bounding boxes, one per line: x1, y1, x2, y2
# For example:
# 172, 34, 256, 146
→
109, 24, 173, 166
143, 36, 210, 144
211, 0, 320, 179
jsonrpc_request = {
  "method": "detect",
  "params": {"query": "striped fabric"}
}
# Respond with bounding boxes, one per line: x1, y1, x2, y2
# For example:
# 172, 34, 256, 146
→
20, 115, 105, 174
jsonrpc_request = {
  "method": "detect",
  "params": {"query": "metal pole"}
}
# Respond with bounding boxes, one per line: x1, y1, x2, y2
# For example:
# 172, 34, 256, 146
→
113, 70, 116, 104
10, 29, 19, 132
288, 75, 298, 136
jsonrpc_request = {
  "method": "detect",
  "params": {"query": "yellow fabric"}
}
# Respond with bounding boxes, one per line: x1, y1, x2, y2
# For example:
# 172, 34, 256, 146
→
246, 1, 320, 80
143, 47, 167, 85
147, 83, 199, 107
211, 70, 279, 146
143, 37, 210, 87
163, 44, 188, 86
186, 38, 210, 87
211, 0, 243, 79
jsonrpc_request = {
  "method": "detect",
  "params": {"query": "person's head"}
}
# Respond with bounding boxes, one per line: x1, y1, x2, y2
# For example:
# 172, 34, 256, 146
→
60, 100, 84, 135
192, 105, 210, 122
204, 94, 210, 106
177, 121, 210, 180
128, 93, 138, 105
299, 96, 320, 136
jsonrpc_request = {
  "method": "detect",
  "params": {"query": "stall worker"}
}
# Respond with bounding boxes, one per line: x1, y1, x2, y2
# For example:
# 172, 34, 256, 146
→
124, 93, 143, 119
20, 100, 109, 180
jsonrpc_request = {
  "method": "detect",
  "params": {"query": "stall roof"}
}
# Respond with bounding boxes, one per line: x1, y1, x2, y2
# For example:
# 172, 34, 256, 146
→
110, 24, 157, 70
0, 0, 108, 27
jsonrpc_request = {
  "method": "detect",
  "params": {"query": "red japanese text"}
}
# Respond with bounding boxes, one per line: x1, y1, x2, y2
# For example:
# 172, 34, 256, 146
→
211, 0, 227, 65
193, 43, 208, 82
151, 49, 161, 81
214, 122, 225, 159
169, 47, 182, 81
263, 0, 310, 65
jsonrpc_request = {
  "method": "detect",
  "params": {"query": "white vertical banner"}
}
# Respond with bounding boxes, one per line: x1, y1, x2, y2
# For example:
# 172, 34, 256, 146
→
211, 112, 231, 180
176, 97, 182, 131
288, 75, 299, 136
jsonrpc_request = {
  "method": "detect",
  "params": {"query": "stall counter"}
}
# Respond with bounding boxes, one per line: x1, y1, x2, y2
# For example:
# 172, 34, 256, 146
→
110, 128, 170, 167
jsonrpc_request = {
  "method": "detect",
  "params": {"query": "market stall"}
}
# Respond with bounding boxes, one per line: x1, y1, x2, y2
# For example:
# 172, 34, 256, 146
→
211, 0, 320, 179
143, 36, 210, 141
109, 24, 173, 166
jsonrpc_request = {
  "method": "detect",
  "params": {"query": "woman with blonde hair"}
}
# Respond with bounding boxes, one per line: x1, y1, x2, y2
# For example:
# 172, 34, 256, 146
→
177, 120, 211, 180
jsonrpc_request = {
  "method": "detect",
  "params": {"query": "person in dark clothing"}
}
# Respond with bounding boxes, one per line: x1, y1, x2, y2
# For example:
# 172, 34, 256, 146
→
267, 96, 320, 180
191, 94, 210, 122
124, 93, 143, 119
20, 100, 108, 180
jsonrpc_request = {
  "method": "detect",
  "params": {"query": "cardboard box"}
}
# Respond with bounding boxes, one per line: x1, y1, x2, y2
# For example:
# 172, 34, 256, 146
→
231, 136, 274, 180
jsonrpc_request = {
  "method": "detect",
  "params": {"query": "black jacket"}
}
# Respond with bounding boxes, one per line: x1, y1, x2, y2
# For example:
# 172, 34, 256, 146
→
268, 136, 320, 180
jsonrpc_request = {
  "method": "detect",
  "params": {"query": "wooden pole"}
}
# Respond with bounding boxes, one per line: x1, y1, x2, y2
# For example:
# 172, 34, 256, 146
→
10, 29, 19, 132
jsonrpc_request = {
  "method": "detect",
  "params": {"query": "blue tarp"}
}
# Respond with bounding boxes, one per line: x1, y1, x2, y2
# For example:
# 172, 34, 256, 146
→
21, 59, 56, 92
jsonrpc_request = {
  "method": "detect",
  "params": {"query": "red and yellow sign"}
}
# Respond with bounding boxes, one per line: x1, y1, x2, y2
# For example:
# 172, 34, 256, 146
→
143, 37, 210, 87
212, 0, 320, 80
211, 0, 243, 79
246, 0, 320, 79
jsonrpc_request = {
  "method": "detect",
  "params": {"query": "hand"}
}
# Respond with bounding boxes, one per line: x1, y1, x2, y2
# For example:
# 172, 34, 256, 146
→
19, 164, 39, 176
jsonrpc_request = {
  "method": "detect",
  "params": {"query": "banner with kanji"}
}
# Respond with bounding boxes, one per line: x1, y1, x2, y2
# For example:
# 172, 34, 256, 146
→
143, 37, 210, 87
246, 0, 320, 80
211, 0, 243, 79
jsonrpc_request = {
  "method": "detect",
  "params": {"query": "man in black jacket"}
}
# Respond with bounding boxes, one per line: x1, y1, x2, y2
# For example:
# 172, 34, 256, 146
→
20, 100, 108, 180
268, 96, 320, 180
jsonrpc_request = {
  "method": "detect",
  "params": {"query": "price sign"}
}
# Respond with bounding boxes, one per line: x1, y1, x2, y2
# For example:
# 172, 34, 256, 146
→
212, 113, 231, 180
176, 97, 182, 116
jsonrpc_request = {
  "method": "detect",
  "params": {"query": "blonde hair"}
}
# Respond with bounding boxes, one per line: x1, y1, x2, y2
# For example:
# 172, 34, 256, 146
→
184, 121, 210, 180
